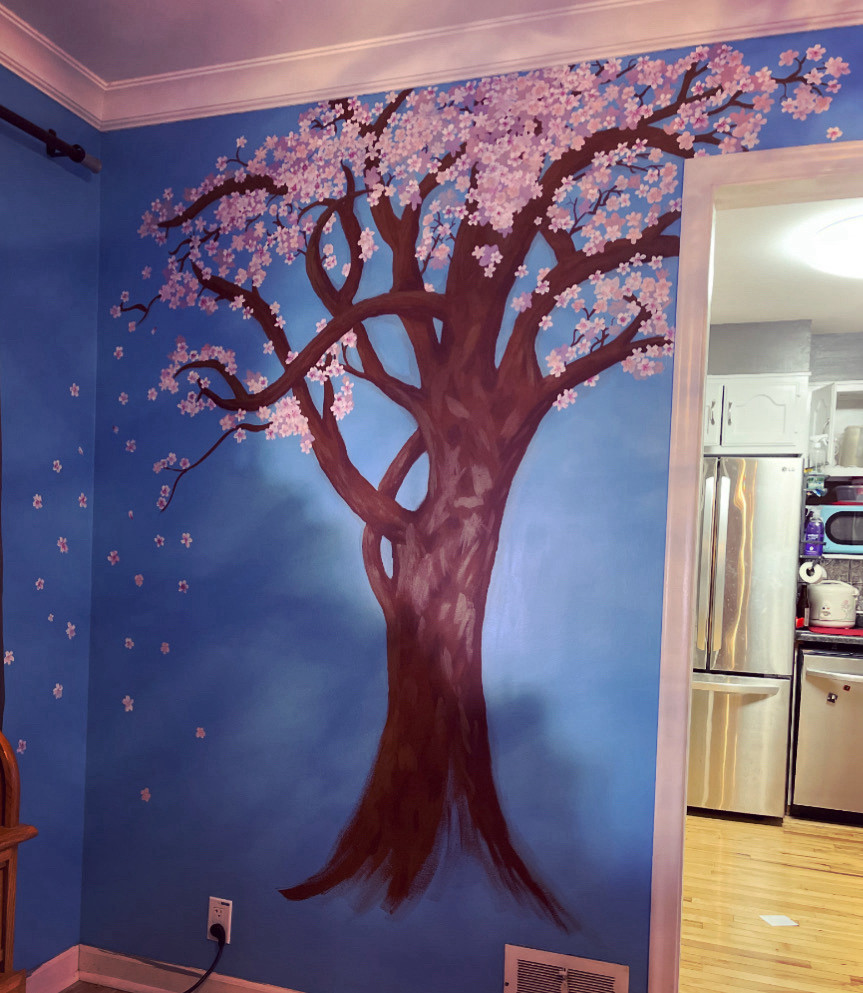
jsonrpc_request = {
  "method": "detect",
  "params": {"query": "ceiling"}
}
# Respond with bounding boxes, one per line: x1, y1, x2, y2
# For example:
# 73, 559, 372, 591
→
2, 0, 863, 336
713, 198, 863, 336
2, 0, 863, 129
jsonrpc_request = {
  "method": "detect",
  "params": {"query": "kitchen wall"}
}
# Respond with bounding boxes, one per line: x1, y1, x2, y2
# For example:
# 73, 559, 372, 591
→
709, 322, 863, 381
708, 321, 812, 375
811, 332, 863, 380
0, 64, 100, 967
2, 21, 863, 993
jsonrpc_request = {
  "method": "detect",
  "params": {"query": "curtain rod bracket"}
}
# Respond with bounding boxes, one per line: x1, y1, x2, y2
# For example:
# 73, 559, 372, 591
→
0, 106, 102, 174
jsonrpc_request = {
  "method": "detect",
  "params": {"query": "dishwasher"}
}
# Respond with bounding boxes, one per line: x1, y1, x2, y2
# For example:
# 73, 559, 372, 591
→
793, 650, 863, 815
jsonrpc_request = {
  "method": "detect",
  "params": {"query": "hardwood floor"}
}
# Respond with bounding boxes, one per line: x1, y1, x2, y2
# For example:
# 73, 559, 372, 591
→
680, 812, 863, 992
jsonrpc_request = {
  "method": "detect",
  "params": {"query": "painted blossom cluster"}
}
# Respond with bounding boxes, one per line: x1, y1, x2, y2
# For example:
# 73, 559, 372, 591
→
110, 40, 847, 483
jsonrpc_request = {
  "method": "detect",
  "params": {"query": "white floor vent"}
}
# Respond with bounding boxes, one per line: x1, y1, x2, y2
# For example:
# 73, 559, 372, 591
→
504, 944, 629, 993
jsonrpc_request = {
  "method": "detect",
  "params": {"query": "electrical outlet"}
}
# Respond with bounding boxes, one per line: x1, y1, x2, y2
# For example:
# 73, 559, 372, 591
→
207, 895, 232, 944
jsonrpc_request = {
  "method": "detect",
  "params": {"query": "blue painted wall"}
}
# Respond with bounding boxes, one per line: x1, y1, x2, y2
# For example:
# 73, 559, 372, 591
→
78, 26, 863, 993
1, 21, 863, 993
0, 66, 100, 967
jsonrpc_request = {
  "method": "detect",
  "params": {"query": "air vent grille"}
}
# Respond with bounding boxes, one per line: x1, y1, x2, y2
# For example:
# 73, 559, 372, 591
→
504, 944, 628, 993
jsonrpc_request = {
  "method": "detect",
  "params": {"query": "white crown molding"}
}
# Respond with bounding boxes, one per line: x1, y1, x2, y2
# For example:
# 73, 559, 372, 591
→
2, 1, 863, 130
0, 3, 104, 128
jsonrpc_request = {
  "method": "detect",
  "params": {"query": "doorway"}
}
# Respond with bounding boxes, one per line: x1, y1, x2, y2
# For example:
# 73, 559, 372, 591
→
647, 139, 863, 993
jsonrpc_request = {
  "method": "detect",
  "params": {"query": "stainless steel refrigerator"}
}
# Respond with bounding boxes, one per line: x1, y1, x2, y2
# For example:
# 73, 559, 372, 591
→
687, 456, 802, 818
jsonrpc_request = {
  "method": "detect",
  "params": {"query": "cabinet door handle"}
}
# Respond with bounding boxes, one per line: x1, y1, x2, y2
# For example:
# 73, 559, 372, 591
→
725, 401, 732, 426
708, 399, 716, 426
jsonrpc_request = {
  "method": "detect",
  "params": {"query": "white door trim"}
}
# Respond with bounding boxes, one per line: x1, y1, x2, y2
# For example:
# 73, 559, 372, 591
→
647, 138, 863, 993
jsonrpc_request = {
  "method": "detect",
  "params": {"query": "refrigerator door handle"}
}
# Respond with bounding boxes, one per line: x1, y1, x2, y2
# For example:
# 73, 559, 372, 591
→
695, 468, 716, 660
710, 471, 730, 667
691, 678, 781, 696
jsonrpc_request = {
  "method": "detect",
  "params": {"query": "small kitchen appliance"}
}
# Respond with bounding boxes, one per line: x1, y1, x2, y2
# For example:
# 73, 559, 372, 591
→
821, 505, 863, 554
807, 580, 860, 628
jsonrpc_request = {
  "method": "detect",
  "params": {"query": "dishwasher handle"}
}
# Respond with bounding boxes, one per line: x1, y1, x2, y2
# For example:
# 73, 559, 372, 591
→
806, 664, 863, 684
691, 678, 782, 697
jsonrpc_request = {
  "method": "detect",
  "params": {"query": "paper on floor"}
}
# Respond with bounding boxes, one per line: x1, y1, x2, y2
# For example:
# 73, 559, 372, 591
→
760, 914, 798, 926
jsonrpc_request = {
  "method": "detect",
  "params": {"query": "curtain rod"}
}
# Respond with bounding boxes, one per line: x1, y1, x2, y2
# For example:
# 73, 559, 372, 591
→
0, 103, 102, 174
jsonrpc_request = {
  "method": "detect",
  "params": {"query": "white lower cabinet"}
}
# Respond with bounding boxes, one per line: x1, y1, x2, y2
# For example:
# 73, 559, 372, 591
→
704, 374, 809, 455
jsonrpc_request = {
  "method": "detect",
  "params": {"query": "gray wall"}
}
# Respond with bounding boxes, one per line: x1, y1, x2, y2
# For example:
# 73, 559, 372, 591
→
709, 322, 863, 383
707, 321, 811, 374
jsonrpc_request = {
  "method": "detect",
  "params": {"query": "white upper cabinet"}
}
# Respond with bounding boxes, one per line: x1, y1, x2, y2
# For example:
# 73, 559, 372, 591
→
808, 381, 863, 471
704, 374, 809, 454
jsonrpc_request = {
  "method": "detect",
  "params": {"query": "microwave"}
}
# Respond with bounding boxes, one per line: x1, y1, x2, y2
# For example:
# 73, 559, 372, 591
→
822, 505, 863, 554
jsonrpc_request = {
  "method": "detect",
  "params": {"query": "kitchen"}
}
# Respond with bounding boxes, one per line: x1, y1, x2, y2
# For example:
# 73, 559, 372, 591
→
679, 195, 863, 992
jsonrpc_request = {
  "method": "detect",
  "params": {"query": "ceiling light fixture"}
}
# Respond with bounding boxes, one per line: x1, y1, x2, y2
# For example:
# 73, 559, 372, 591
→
807, 214, 863, 279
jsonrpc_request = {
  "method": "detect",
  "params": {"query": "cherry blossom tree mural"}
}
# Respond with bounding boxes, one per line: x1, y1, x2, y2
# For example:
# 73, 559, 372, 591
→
113, 42, 848, 927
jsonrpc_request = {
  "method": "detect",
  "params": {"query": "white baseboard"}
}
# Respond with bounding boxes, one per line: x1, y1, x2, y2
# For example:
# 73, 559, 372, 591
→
26, 944, 303, 993
78, 945, 303, 993
26, 945, 79, 993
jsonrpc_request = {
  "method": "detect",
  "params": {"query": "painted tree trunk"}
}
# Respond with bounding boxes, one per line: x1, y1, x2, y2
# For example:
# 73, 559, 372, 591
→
281, 415, 570, 928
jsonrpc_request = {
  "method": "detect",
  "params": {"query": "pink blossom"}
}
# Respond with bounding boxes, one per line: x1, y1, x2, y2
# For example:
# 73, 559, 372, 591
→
107, 550, 120, 565
66, 622, 76, 640
3, 651, 13, 665
826, 126, 843, 141
553, 389, 578, 411
358, 228, 378, 261
124, 637, 134, 649
142, 266, 152, 279
53, 683, 63, 699
48, 613, 54, 622
180, 532, 193, 548
178, 579, 189, 593
122, 695, 134, 712
134, 574, 144, 587
119, 392, 129, 405
140, 787, 151, 802
114, 346, 124, 360
52, 460, 62, 473
160, 642, 170, 654
154, 534, 165, 547
57, 537, 68, 553
69, 383, 80, 397
78, 493, 87, 508
147, 387, 158, 401
128, 510, 134, 519
33, 494, 43, 509
195, 727, 206, 739
16, 740, 25, 755
35, 578, 44, 590
125, 439, 137, 453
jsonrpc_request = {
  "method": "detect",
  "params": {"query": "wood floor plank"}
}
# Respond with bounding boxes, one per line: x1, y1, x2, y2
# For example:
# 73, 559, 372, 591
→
680, 813, 863, 993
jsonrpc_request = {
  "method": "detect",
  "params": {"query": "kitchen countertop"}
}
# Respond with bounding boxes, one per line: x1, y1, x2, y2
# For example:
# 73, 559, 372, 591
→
797, 629, 863, 648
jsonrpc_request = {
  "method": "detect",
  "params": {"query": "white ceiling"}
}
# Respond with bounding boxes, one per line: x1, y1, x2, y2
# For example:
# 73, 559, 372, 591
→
2, 0, 863, 129
713, 199, 863, 335
2, 0, 863, 335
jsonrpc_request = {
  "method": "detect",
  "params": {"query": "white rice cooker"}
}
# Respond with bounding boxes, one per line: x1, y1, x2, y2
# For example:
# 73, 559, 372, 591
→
808, 580, 860, 628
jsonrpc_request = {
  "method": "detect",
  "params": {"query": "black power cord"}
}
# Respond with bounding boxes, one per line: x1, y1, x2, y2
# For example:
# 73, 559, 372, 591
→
181, 924, 227, 993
